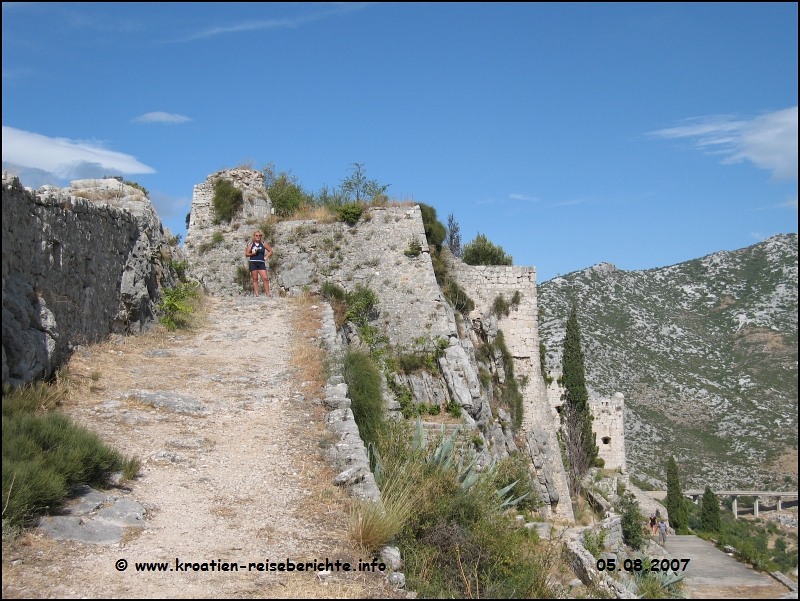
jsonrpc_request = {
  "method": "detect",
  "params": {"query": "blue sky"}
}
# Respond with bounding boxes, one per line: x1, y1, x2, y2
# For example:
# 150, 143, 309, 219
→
3, 3, 797, 282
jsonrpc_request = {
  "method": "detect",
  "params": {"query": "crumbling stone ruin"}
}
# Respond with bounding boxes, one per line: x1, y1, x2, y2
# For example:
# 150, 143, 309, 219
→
547, 380, 627, 472
590, 393, 627, 472
186, 167, 272, 232
184, 168, 598, 520
2, 173, 183, 386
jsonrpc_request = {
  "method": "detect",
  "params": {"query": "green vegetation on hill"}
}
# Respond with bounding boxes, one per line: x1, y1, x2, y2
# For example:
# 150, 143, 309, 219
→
262, 162, 389, 220
366, 420, 552, 598
538, 234, 798, 489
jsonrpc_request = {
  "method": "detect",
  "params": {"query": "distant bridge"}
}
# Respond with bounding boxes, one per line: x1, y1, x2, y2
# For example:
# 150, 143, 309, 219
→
644, 490, 798, 519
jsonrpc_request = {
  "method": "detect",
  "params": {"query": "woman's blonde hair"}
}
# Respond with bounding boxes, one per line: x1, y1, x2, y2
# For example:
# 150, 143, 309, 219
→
252, 230, 263, 238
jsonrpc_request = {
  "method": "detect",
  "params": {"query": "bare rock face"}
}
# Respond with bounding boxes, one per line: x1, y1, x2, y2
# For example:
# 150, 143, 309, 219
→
2, 174, 183, 386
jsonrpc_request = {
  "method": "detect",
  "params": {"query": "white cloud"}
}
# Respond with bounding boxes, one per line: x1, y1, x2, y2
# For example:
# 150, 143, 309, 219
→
174, 3, 371, 42
509, 193, 539, 201
650, 106, 798, 181
133, 112, 191, 124
1, 126, 154, 178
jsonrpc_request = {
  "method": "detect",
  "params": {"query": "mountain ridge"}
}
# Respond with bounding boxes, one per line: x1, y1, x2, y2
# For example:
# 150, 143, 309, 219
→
538, 233, 798, 490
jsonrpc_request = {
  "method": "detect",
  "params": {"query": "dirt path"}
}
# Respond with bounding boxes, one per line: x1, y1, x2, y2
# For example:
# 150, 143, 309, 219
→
2, 296, 395, 599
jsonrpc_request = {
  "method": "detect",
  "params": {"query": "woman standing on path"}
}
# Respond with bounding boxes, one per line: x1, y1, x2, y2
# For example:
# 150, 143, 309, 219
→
246, 230, 273, 297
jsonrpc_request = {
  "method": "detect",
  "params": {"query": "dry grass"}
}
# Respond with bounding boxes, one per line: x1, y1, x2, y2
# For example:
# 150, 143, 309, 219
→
348, 459, 424, 552
289, 297, 326, 402
273, 198, 419, 225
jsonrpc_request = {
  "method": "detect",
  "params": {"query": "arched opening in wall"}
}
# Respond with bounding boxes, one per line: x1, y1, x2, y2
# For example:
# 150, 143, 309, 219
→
602, 436, 611, 445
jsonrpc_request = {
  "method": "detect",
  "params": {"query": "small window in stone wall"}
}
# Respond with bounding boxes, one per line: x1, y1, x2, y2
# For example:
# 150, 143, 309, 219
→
602, 436, 611, 445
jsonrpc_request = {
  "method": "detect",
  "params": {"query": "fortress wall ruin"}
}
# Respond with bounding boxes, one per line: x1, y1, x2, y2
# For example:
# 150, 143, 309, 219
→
2, 173, 179, 386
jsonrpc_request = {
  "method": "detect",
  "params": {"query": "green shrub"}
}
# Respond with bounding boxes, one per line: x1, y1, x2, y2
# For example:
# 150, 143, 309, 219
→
404, 238, 422, 257
124, 181, 149, 196
488, 454, 541, 512
418, 203, 446, 251
320, 281, 346, 302
337, 203, 363, 225
446, 401, 462, 417
443, 280, 475, 315
157, 282, 199, 330
344, 285, 378, 327
271, 175, 309, 216
462, 233, 513, 266
343, 350, 384, 448
494, 331, 524, 428
2, 383, 132, 528
372, 420, 555, 598
583, 527, 607, 558
493, 295, 510, 317
212, 179, 243, 222
169, 260, 188, 282
618, 491, 645, 550
198, 231, 224, 254
235, 265, 251, 292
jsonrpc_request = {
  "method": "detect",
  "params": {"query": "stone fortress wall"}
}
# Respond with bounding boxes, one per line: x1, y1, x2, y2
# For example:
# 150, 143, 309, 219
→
2, 173, 182, 386
448, 260, 574, 520
184, 168, 576, 519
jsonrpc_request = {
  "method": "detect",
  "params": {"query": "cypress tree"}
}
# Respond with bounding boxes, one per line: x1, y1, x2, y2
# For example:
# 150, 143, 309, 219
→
666, 456, 689, 533
700, 485, 721, 533
561, 303, 598, 492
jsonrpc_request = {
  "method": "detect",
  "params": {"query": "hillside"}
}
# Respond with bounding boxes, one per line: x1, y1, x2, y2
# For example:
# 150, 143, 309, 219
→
538, 234, 798, 490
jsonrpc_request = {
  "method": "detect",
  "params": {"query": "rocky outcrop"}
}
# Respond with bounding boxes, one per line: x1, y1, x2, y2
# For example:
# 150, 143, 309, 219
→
2, 174, 182, 386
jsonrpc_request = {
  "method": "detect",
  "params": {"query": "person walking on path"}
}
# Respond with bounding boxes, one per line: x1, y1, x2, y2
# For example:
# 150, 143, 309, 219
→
658, 519, 668, 546
246, 230, 273, 297
649, 513, 657, 536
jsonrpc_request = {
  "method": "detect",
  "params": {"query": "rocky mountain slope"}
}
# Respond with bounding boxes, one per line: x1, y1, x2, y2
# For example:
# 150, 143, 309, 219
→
538, 234, 798, 490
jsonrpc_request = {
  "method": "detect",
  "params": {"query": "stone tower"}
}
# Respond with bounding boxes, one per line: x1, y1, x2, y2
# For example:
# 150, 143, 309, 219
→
590, 392, 626, 472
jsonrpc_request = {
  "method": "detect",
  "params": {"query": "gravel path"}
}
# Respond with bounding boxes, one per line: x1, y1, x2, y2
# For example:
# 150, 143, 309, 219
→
2, 296, 393, 598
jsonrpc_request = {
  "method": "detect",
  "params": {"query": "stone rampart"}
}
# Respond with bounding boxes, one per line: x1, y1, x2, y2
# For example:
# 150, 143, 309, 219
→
448, 257, 573, 520
2, 174, 181, 386
184, 181, 574, 520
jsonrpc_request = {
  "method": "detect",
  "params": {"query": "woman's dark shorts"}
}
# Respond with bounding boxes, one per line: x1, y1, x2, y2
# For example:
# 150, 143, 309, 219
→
249, 261, 267, 272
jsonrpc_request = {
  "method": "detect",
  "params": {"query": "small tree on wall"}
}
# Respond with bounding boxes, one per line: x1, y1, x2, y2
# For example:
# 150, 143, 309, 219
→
340, 163, 389, 203
446, 213, 462, 257
561, 303, 598, 495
